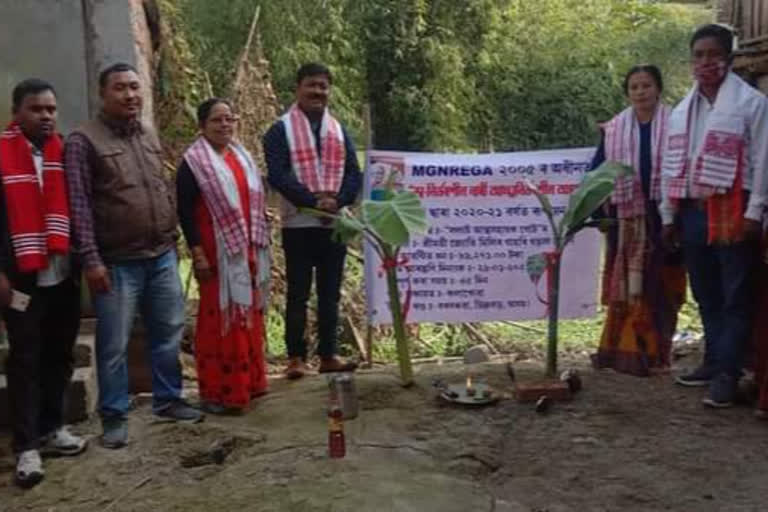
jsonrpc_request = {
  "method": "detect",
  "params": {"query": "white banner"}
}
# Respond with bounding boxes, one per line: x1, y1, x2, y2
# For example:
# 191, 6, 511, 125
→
363, 148, 601, 325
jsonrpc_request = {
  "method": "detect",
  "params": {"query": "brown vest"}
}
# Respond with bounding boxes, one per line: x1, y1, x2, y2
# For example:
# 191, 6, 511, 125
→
71, 118, 177, 263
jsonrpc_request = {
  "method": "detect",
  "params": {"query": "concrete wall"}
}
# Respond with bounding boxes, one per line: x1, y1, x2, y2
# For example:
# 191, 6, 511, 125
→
83, 0, 155, 126
0, 0, 155, 134
0, 0, 89, 134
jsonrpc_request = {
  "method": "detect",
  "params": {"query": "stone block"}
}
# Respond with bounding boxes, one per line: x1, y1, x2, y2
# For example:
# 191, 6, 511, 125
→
463, 345, 491, 365
64, 367, 98, 423
515, 379, 572, 403
79, 317, 97, 336
74, 336, 94, 369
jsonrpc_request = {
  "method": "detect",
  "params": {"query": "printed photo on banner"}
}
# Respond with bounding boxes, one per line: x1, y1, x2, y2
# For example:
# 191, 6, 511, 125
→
369, 155, 405, 200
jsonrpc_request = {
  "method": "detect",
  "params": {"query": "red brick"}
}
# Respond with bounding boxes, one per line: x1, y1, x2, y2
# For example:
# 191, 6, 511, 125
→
515, 379, 572, 403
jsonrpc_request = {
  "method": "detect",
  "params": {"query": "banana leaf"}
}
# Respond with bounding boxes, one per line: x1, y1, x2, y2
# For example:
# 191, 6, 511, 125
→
557, 161, 633, 239
363, 190, 429, 247
525, 179, 559, 242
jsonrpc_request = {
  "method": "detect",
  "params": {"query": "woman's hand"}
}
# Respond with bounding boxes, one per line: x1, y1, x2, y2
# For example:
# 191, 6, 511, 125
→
744, 218, 763, 241
661, 225, 680, 252
191, 246, 214, 282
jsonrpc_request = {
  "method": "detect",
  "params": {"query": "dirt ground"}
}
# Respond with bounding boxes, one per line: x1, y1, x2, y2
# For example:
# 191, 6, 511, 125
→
1, 353, 767, 512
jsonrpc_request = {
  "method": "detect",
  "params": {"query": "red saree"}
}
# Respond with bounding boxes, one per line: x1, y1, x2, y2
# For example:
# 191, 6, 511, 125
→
194, 152, 268, 408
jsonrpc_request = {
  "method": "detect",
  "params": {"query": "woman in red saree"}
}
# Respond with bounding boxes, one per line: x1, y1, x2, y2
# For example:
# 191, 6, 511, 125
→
177, 98, 270, 413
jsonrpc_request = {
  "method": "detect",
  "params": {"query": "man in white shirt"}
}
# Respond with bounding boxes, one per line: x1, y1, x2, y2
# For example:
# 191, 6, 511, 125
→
660, 25, 768, 407
0, 79, 86, 489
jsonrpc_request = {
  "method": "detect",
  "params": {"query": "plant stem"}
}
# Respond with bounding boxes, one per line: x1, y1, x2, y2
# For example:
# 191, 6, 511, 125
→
546, 253, 561, 378
383, 248, 414, 386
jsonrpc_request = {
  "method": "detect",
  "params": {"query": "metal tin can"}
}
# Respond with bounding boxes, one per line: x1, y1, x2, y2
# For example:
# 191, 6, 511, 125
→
328, 373, 359, 420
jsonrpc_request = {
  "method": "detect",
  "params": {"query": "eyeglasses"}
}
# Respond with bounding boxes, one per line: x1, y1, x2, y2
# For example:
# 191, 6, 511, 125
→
207, 115, 239, 125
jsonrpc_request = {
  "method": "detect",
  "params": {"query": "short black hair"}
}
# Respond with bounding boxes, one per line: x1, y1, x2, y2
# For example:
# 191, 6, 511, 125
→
622, 65, 663, 96
196, 97, 233, 125
12, 78, 56, 112
690, 24, 734, 56
296, 62, 332, 86
99, 62, 138, 89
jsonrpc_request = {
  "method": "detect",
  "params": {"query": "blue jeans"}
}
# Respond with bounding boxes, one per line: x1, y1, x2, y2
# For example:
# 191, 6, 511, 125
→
679, 204, 758, 377
93, 250, 184, 418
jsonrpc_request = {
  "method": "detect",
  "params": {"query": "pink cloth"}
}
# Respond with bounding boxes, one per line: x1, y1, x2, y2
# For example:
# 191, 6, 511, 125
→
601, 104, 669, 219
281, 104, 345, 193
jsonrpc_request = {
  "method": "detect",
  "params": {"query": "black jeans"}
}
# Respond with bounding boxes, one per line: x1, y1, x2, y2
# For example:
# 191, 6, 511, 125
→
282, 228, 347, 359
3, 276, 81, 453
679, 204, 758, 377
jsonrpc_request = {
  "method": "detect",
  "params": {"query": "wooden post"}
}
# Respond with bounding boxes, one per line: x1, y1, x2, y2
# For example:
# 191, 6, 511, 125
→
362, 102, 375, 368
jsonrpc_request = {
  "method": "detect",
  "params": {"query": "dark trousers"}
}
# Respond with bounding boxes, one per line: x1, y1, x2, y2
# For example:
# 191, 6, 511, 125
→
679, 204, 757, 377
3, 276, 81, 453
282, 228, 347, 359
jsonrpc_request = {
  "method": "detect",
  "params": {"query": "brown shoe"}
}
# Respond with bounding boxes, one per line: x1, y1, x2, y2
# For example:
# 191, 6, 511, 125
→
284, 358, 308, 380
318, 355, 358, 374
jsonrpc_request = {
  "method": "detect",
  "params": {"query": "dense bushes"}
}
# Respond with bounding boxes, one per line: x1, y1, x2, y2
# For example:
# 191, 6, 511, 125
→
177, 0, 709, 151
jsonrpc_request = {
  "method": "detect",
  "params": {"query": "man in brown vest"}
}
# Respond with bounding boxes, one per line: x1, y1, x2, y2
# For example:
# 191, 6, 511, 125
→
64, 63, 202, 449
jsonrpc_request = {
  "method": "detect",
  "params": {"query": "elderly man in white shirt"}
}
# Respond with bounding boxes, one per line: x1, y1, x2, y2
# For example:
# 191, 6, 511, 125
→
660, 25, 768, 407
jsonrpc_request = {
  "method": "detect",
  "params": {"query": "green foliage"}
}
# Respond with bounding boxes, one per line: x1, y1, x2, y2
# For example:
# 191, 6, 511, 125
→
330, 210, 367, 245
304, 187, 429, 385
525, 159, 627, 375
175, 0, 709, 152
559, 161, 633, 242
471, 0, 710, 152
168, 0, 710, 369
177, 0, 366, 140
363, 191, 429, 247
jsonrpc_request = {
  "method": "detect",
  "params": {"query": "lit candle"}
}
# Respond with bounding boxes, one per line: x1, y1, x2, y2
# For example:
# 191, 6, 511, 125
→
465, 375, 476, 396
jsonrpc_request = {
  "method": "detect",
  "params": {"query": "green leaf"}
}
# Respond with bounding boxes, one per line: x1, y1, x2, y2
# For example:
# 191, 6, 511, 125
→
525, 179, 554, 220
331, 211, 366, 245
558, 161, 633, 239
525, 179, 559, 242
362, 190, 429, 247
526, 253, 547, 285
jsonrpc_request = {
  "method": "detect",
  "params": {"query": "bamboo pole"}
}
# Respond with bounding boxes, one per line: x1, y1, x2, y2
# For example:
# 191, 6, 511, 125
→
362, 101, 375, 369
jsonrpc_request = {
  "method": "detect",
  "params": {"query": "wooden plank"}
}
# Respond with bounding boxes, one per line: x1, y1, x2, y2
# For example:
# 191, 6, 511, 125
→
762, 0, 768, 39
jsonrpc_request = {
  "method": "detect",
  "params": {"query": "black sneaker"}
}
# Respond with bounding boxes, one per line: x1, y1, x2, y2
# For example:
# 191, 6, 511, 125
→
702, 374, 737, 409
675, 365, 715, 387
101, 418, 128, 449
155, 400, 205, 423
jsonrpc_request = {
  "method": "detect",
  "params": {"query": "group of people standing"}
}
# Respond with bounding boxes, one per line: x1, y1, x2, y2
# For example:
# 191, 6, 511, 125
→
0, 61, 359, 488
3, 21, 768, 490
593, 24, 768, 418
